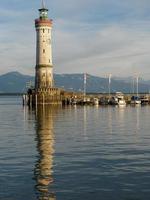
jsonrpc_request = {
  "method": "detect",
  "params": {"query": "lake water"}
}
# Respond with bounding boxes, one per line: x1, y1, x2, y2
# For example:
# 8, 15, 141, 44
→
0, 96, 150, 200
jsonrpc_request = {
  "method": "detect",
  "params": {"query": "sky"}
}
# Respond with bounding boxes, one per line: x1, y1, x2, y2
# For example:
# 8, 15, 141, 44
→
1, 0, 150, 79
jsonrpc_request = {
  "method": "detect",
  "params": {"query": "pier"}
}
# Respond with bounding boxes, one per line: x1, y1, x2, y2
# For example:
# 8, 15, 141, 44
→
23, 92, 150, 106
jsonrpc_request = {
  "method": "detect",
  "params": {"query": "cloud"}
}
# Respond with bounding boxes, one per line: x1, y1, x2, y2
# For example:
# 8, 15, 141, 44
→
53, 20, 150, 79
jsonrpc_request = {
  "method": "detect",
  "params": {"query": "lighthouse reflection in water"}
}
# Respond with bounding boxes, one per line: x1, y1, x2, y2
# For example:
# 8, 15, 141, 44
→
34, 106, 56, 200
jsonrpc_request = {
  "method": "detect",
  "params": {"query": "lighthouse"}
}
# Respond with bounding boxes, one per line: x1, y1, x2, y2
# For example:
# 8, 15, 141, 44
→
25, 1, 63, 105
35, 1, 53, 89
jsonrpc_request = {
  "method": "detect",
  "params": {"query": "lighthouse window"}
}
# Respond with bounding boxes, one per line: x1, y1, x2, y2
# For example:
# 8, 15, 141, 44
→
43, 49, 45, 53
49, 59, 50, 63
43, 29, 45, 33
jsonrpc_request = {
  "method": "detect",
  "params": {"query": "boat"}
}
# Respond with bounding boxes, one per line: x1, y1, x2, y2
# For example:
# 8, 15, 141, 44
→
109, 92, 126, 106
130, 96, 141, 105
93, 98, 99, 105
130, 77, 141, 105
140, 95, 149, 105
99, 97, 109, 105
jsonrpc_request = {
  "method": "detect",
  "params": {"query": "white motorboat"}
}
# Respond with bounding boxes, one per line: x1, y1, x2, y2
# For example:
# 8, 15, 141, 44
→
130, 96, 141, 105
110, 92, 126, 106
93, 98, 99, 105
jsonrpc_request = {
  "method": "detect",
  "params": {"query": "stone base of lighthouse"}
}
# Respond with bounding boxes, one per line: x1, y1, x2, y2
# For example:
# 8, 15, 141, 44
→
26, 88, 63, 105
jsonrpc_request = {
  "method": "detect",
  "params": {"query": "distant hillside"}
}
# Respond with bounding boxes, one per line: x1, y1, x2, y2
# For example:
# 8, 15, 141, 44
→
54, 74, 150, 93
0, 71, 150, 93
0, 72, 34, 93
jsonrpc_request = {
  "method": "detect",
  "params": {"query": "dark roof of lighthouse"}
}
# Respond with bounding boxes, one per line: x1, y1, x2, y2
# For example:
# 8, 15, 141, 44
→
39, 8, 48, 11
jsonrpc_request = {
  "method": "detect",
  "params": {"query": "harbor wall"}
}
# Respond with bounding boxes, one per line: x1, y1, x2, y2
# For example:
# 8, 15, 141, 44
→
23, 91, 150, 106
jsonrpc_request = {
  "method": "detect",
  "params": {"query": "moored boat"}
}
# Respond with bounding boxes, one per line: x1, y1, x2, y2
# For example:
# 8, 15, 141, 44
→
99, 97, 109, 105
93, 98, 99, 105
130, 96, 141, 105
109, 92, 126, 106
140, 95, 149, 105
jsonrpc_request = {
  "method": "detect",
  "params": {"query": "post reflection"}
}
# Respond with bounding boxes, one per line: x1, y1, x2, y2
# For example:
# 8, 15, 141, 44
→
34, 105, 57, 200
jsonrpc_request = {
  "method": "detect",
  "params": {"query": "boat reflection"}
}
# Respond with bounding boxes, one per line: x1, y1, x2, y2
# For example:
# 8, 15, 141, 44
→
34, 105, 57, 200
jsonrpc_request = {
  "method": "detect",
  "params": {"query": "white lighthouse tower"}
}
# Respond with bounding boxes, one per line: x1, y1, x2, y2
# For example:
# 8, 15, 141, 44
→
25, 1, 62, 105
35, 0, 53, 89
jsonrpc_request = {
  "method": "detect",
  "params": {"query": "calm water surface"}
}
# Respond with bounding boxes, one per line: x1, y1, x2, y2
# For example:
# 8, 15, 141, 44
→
0, 96, 150, 200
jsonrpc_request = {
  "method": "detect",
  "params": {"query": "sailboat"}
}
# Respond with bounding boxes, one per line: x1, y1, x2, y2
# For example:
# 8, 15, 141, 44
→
108, 75, 126, 106
131, 77, 141, 105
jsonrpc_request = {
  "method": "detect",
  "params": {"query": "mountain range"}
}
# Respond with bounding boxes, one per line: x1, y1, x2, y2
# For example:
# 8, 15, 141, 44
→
0, 71, 150, 93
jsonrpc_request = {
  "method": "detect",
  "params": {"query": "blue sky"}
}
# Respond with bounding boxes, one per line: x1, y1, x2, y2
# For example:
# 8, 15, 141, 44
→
1, 0, 150, 79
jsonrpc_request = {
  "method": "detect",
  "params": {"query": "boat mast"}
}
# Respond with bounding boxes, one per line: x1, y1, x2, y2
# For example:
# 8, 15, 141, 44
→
108, 74, 111, 99
84, 73, 87, 101
132, 77, 135, 94
136, 76, 139, 96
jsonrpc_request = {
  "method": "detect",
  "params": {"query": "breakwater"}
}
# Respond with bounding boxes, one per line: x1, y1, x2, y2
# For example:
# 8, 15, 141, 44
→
23, 91, 150, 106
